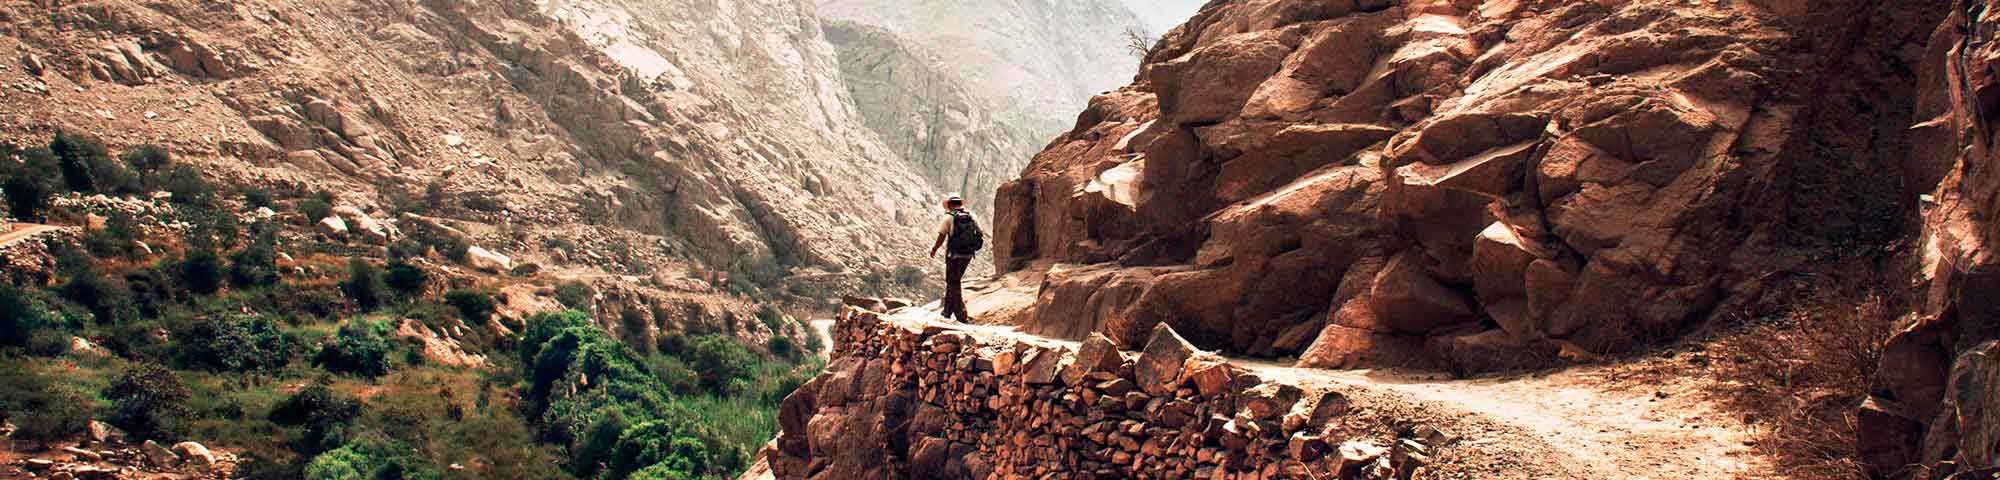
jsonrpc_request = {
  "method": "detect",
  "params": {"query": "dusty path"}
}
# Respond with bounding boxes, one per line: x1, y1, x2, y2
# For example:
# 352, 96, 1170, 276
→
0, 223, 58, 248
888, 278, 1780, 479
809, 319, 835, 357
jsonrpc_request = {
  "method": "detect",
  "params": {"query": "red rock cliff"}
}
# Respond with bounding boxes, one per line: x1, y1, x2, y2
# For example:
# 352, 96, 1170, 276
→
990, 0, 1942, 373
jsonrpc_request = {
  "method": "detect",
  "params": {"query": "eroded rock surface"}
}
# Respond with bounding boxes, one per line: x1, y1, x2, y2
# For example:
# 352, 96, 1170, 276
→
992, 0, 1942, 373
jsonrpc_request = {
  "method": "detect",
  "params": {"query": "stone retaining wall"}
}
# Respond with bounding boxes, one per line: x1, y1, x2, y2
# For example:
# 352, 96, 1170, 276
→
761, 305, 1444, 479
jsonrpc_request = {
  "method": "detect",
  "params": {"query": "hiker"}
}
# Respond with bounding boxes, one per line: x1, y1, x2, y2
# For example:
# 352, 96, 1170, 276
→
929, 194, 984, 322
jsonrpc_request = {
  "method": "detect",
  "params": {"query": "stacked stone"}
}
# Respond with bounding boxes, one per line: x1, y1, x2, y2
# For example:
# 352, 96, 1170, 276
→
767, 303, 1450, 479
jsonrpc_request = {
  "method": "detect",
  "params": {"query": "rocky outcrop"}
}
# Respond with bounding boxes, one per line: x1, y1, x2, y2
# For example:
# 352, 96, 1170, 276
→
1858, 0, 2000, 477
820, 20, 1039, 214
991, 0, 1943, 373
761, 307, 1444, 479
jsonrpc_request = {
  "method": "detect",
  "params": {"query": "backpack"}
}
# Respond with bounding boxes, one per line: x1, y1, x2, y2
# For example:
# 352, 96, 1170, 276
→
946, 209, 983, 256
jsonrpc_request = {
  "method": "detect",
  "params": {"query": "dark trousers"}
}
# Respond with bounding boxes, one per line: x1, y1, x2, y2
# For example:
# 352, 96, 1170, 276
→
942, 256, 972, 321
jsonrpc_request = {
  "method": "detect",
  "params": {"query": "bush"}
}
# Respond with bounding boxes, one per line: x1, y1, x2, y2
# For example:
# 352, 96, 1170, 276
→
342, 257, 385, 312
228, 242, 280, 289
300, 197, 334, 223
107, 363, 192, 440
121, 143, 172, 178
159, 164, 215, 207
174, 316, 295, 372
382, 260, 427, 300
269, 380, 361, 456
3, 146, 57, 220
443, 290, 495, 325
60, 266, 136, 325
894, 265, 925, 287
314, 322, 392, 378
608, 420, 715, 479
52, 130, 138, 194
756, 305, 786, 334
682, 335, 754, 395
303, 440, 441, 480
84, 211, 142, 258
553, 281, 593, 310
178, 248, 226, 296
0, 365, 95, 445
0, 284, 47, 348
768, 336, 798, 361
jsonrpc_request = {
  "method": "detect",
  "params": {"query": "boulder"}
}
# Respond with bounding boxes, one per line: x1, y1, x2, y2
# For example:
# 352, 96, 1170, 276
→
1856, 396, 1923, 477
465, 246, 511, 273
1063, 333, 1124, 386
86, 420, 122, 444
317, 215, 349, 238
1135, 322, 1198, 396
1943, 341, 2000, 470
1020, 348, 1066, 385
141, 439, 180, 466
172, 441, 216, 466
1366, 251, 1476, 334
841, 296, 885, 313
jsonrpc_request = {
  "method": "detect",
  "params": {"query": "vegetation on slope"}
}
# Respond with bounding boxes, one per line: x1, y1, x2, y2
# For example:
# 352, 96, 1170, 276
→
0, 131, 824, 479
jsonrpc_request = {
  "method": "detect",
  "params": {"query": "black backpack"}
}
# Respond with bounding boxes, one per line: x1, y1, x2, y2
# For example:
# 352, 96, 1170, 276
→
947, 209, 983, 256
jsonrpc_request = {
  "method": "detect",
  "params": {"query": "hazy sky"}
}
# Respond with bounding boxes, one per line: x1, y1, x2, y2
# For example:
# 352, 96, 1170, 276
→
1119, 0, 1205, 35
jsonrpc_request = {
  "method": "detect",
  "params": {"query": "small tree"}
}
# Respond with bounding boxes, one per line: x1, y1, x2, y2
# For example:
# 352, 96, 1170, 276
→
106, 363, 191, 440
51, 130, 137, 194
343, 257, 385, 311
444, 290, 496, 325
554, 281, 593, 310
0, 284, 45, 348
178, 248, 226, 296
269, 379, 361, 456
682, 335, 754, 395
121, 144, 172, 180
227, 241, 280, 289
382, 260, 428, 300
159, 164, 213, 206
314, 322, 391, 377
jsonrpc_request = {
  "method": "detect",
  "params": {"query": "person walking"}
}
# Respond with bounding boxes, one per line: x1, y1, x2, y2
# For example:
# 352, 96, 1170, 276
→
929, 194, 983, 322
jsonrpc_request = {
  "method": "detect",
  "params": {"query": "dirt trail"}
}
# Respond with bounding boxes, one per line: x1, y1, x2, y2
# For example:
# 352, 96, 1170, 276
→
0, 224, 58, 248
888, 279, 1781, 479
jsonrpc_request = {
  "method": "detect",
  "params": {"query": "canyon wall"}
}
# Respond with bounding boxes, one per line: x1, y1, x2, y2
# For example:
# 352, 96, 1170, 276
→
988, 0, 1941, 374
817, 0, 1146, 150
0, 0, 944, 281
1859, 0, 2000, 477
819, 20, 1040, 214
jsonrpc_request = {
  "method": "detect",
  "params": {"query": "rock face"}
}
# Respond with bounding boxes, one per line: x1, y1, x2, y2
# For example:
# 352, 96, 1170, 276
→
1859, 0, 2000, 475
0, 0, 952, 281
761, 307, 1439, 479
991, 0, 1944, 372
819, 21, 1041, 214
817, 0, 1147, 148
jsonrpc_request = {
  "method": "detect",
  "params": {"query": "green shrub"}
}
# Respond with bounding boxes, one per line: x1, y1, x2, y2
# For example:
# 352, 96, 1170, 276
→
756, 306, 785, 333
894, 265, 925, 287
84, 211, 143, 258
608, 420, 715, 479
300, 198, 334, 223
269, 381, 361, 456
3, 146, 57, 220
553, 281, 593, 310
387, 238, 427, 260
241, 187, 273, 209
443, 290, 495, 325
174, 316, 295, 372
382, 260, 427, 300
179, 248, 226, 296
228, 242, 280, 289
0, 364, 95, 445
342, 257, 385, 312
655, 331, 688, 357
645, 354, 700, 396
121, 143, 172, 178
0, 284, 47, 348
768, 336, 798, 361
283, 284, 348, 320
52, 130, 138, 194
107, 362, 192, 440
682, 335, 754, 395
314, 322, 391, 378
159, 164, 215, 206
60, 266, 136, 325
303, 439, 441, 480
